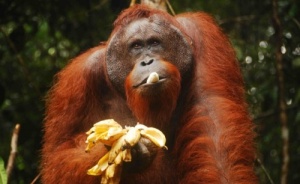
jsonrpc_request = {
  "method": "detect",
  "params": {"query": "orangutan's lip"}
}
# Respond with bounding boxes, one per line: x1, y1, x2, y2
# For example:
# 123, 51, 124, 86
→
140, 78, 166, 87
133, 77, 166, 88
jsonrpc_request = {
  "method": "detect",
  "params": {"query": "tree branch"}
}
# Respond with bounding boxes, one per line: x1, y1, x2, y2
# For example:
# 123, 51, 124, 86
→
130, 0, 175, 15
252, 104, 298, 122
256, 158, 275, 184
6, 124, 20, 183
292, 18, 300, 30
271, 0, 289, 183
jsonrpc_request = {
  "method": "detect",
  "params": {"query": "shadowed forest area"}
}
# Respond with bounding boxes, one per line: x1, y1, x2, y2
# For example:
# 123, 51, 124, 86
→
0, 0, 299, 183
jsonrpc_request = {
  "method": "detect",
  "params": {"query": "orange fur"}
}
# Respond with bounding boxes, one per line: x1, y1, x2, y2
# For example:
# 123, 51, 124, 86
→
173, 13, 257, 183
125, 61, 181, 130
41, 5, 257, 184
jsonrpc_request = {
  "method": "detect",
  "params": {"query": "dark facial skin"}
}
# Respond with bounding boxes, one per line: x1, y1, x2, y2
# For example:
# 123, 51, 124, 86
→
106, 16, 193, 96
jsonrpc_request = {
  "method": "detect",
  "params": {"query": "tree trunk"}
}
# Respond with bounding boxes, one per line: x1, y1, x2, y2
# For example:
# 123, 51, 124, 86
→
271, 0, 289, 183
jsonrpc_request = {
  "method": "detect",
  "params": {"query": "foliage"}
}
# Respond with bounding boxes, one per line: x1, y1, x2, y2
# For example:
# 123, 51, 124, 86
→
0, 157, 7, 184
0, 0, 299, 183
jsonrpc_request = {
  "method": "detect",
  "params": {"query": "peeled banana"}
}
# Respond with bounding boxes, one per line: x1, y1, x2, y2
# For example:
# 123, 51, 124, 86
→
85, 119, 167, 184
146, 72, 159, 84
140, 127, 167, 149
124, 126, 141, 147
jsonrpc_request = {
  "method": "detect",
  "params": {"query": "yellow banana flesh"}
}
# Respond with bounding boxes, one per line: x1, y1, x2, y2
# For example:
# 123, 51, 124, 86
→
85, 121, 126, 151
100, 128, 127, 146
101, 164, 122, 184
140, 127, 167, 148
86, 119, 167, 184
122, 149, 132, 162
90, 119, 122, 135
108, 135, 126, 164
106, 164, 117, 178
124, 127, 141, 147
87, 152, 109, 176
146, 72, 159, 84
114, 152, 123, 165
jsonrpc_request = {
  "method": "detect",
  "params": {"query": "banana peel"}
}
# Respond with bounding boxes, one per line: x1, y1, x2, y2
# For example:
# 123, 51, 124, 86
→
85, 119, 167, 184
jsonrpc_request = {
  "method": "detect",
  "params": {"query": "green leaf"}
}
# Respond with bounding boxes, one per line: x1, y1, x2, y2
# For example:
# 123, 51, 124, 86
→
0, 157, 7, 184
292, 57, 300, 67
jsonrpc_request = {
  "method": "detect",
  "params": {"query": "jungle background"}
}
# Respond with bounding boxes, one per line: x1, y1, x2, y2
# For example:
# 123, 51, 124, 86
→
0, 0, 299, 183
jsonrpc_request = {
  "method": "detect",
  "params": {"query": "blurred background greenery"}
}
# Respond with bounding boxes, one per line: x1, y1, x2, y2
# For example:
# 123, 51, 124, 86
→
0, 0, 299, 183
